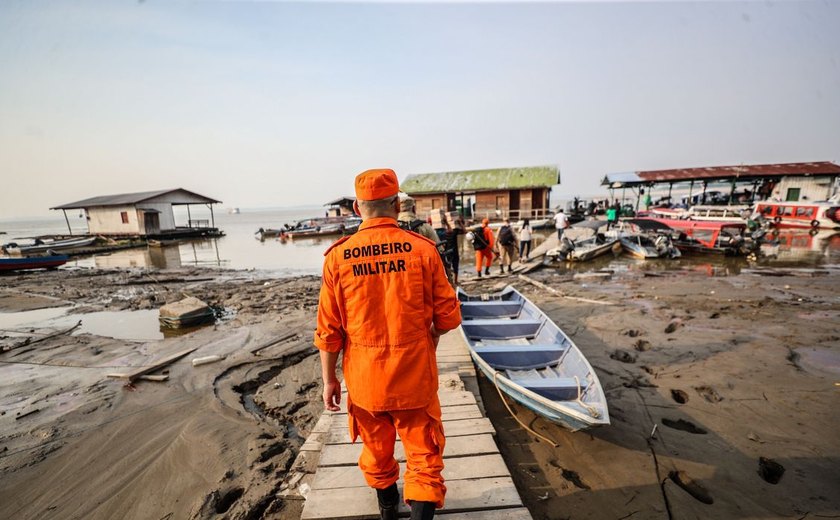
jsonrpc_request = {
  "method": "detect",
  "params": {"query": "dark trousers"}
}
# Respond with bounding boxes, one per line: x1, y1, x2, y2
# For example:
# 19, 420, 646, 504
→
519, 240, 531, 258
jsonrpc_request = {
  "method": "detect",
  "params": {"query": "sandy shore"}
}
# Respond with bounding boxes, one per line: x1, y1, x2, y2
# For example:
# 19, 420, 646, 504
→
1, 262, 839, 519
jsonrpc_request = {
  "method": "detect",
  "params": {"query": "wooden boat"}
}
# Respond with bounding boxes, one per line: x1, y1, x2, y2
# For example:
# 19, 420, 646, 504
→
3, 236, 96, 255
546, 221, 619, 262
285, 217, 361, 239
0, 254, 69, 272
457, 286, 609, 431
632, 217, 756, 256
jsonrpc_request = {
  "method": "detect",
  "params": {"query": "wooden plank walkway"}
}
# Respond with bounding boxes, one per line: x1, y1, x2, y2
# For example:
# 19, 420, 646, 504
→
284, 329, 532, 519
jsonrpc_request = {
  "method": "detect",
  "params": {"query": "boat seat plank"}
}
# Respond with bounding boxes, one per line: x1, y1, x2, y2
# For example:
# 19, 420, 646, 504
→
460, 301, 524, 319
472, 344, 567, 370
462, 319, 542, 340
508, 376, 588, 401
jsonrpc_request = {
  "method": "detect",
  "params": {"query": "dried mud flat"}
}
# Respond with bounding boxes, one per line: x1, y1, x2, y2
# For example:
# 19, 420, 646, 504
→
475, 264, 840, 519
0, 268, 325, 519
1, 263, 839, 520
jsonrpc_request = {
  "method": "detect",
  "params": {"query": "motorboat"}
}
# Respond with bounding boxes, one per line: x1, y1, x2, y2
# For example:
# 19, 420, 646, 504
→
546, 220, 620, 262
0, 254, 69, 272
2, 236, 96, 256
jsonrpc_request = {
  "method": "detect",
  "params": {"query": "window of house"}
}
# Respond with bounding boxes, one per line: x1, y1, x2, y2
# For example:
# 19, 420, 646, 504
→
121, 211, 129, 224
785, 188, 801, 202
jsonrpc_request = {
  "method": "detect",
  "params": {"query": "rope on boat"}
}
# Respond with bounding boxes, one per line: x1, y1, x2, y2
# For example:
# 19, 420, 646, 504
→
492, 371, 559, 448
574, 375, 601, 418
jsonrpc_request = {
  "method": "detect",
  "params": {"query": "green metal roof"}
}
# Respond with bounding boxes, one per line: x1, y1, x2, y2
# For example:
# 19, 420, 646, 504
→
401, 166, 560, 194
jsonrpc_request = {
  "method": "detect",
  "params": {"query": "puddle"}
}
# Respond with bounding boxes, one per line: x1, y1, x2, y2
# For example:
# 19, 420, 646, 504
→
0, 307, 71, 330
0, 308, 164, 341
795, 347, 840, 375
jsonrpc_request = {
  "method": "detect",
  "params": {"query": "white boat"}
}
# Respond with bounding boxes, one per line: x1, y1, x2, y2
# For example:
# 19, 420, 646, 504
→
458, 286, 609, 431
546, 221, 619, 262
617, 222, 681, 259
2, 236, 97, 256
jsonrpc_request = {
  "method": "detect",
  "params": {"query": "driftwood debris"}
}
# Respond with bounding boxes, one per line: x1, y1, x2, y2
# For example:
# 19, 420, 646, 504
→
517, 274, 614, 306
192, 355, 224, 367
1, 320, 82, 354
15, 408, 40, 420
250, 332, 299, 355
106, 347, 198, 382
137, 375, 169, 382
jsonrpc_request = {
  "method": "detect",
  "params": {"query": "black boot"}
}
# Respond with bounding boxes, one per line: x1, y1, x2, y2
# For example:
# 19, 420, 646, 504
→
376, 483, 399, 520
484, 266, 490, 275
410, 500, 435, 520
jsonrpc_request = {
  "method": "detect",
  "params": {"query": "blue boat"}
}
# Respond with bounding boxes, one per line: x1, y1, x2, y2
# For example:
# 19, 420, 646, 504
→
0, 254, 69, 272
458, 285, 610, 431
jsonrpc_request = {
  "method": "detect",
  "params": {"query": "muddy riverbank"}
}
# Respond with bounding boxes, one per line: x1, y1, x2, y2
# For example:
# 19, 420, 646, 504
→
1, 263, 839, 519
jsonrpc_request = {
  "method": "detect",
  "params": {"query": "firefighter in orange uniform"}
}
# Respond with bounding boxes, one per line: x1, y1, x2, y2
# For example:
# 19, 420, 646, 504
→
315, 169, 462, 520
474, 217, 495, 277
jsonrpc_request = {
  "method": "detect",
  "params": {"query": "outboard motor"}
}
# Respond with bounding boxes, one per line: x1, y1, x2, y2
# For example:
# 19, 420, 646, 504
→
557, 237, 575, 258
654, 235, 669, 254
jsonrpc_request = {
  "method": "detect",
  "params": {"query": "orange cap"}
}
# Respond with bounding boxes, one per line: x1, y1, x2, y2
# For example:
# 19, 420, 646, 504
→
482, 218, 490, 225
355, 169, 399, 201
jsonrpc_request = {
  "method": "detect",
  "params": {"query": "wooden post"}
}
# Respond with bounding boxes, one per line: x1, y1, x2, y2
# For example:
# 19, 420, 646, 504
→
62, 209, 73, 237
209, 204, 215, 228
187, 205, 192, 228
668, 182, 673, 202
687, 181, 694, 207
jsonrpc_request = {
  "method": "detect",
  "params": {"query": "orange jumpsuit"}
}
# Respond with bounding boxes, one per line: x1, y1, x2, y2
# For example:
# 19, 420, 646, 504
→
315, 217, 462, 508
475, 224, 495, 272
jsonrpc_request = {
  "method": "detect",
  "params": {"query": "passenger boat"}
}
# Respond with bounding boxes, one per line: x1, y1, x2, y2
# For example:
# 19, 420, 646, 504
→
457, 286, 609, 431
753, 198, 840, 230
2, 236, 96, 256
631, 217, 755, 256
0, 254, 69, 272
546, 221, 620, 262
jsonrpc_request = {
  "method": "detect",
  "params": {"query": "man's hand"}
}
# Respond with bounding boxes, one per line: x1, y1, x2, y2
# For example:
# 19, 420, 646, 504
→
430, 324, 442, 349
323, 380, 342, 412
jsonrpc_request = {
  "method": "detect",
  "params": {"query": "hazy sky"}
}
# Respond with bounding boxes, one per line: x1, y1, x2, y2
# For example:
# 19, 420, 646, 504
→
1, 0, 839, 218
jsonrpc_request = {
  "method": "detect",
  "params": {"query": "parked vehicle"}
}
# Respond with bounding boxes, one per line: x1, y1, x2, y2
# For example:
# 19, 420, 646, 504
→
457, 285, 609, 432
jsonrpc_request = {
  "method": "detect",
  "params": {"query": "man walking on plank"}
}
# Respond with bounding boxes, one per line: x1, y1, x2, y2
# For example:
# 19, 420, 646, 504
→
315, 168, 462, 520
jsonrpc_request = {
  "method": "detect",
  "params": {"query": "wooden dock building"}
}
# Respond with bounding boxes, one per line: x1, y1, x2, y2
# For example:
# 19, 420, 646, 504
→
401, 166, 560, 221
51, 188, 223, 238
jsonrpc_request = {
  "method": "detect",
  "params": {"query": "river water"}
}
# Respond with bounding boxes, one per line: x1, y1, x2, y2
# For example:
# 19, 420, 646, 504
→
2, 209, 840, 277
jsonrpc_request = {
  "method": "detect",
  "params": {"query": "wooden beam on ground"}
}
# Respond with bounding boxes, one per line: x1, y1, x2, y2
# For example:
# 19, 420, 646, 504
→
517, 274, 614, 306
249, 332, 298, 355
106, 346, 198, 382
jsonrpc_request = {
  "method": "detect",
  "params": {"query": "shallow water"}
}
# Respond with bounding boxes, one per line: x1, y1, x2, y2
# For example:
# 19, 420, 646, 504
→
0, 307, 164, 341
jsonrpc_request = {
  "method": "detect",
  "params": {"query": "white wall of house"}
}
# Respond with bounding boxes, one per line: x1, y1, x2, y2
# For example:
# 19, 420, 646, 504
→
86, 206, 144, 235
136, 203, 176, 230
774, 176, 837, 202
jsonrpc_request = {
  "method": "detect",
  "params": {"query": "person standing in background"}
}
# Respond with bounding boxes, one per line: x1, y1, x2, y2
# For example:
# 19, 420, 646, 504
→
519, 218, 532, 261
473, 218, 495, 277
495, 218, 516, 274
553, 210, 569, 240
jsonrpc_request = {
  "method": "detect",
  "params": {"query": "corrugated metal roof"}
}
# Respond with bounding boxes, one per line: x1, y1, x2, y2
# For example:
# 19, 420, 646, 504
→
401, 166, 560, 194
601, 172, 645, 187
637, 162, 840, 182
51, 188, 221, 210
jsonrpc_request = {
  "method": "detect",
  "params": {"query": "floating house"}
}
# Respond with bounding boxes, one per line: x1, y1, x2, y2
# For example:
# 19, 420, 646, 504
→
602, 162, 840, 208
401, 166, 560, 221
324, 197, 356, 217
51, 188, 223, 238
